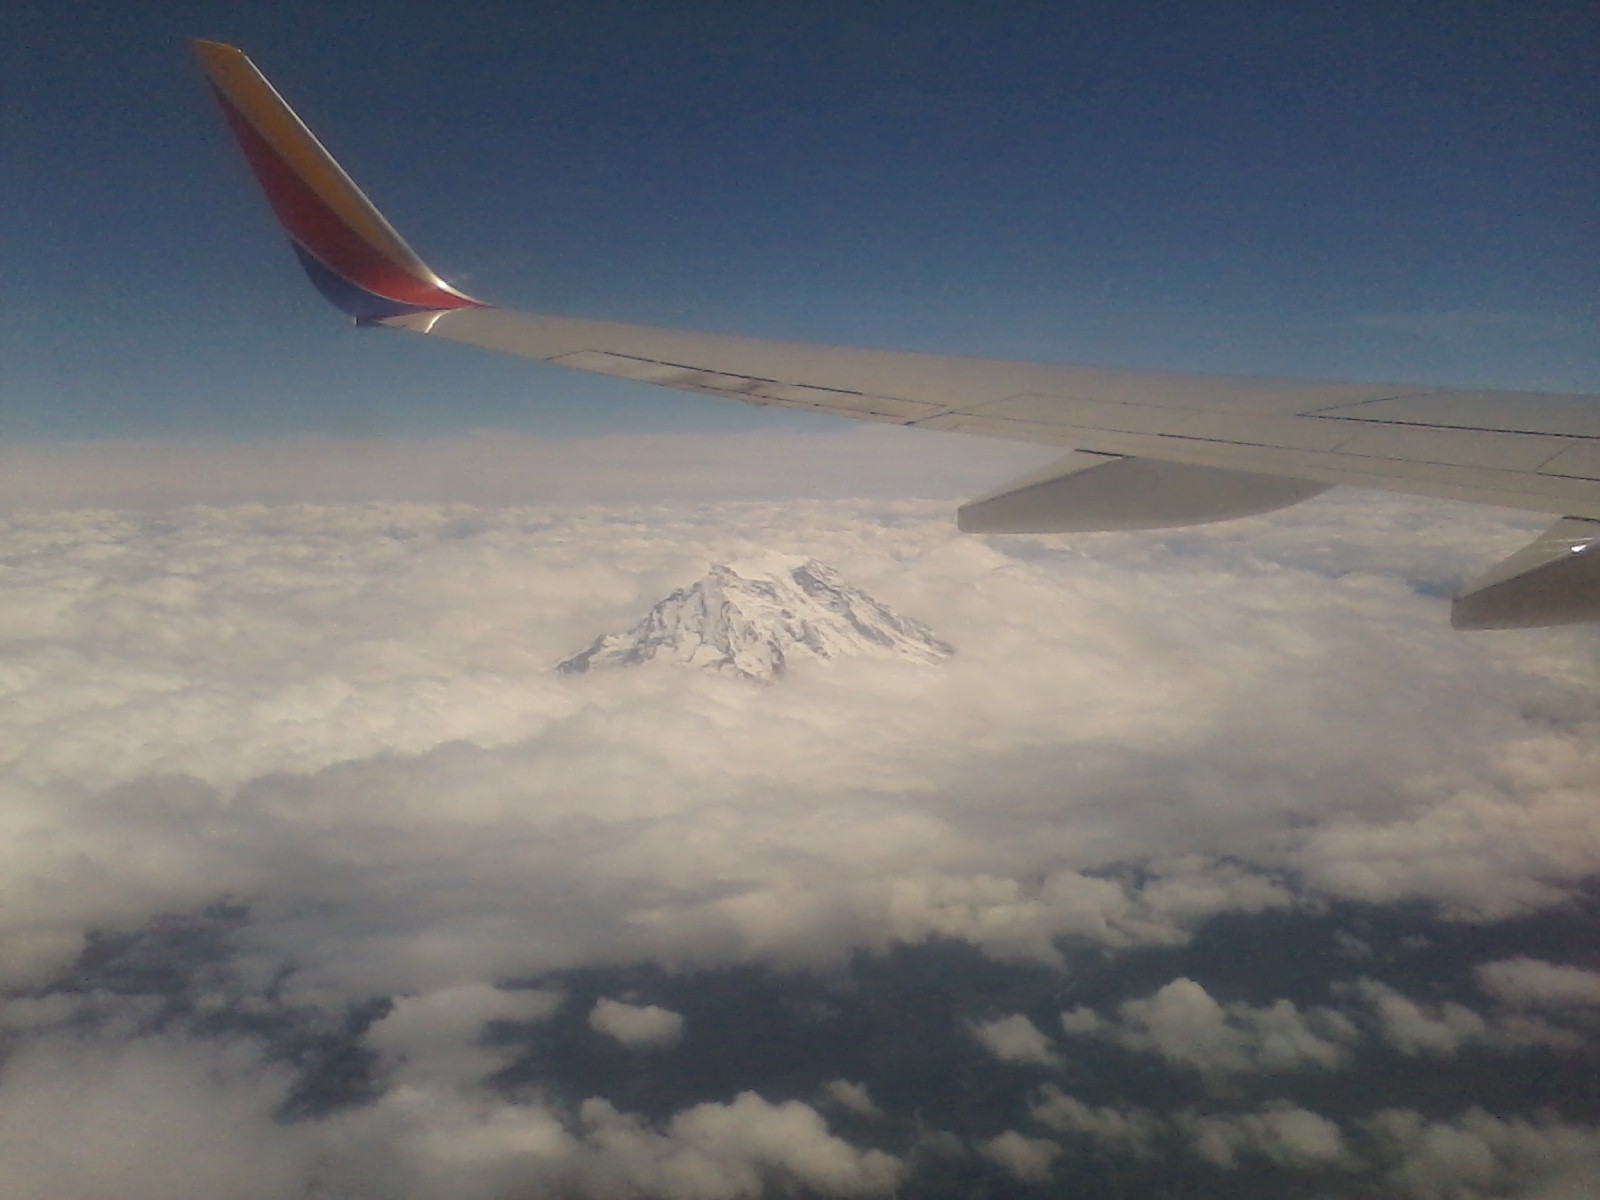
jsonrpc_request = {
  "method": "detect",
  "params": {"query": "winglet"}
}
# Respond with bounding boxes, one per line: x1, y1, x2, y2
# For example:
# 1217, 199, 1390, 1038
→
192, 40, 484, 321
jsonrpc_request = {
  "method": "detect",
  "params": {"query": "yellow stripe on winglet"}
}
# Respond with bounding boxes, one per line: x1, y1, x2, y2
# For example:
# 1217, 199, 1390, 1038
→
192, 41, 442, 284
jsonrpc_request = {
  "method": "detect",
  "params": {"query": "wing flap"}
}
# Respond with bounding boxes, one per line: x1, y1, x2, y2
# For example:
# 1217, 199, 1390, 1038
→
956, 452, 1329, 533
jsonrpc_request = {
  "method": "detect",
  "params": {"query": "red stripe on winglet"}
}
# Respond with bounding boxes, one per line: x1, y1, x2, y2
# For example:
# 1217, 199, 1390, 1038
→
211, 86, 479, 310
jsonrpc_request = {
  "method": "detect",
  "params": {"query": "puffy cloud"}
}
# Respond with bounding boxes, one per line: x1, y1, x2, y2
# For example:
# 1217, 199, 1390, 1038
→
1477, 957, 1600, 1010
1365, 1108, 1600, 1200
5, 494, 1597, 1002
1066, 978, 1359, 1076
1029, 1085, 1161, 1155
1128, 855, 1295, 925
1287, 739, 1600, 922
367, 984, 564, 1087
589, 998, 687, 1050
821, 1080, 883, 1119
573, 1093, 905, 1198
1341, 979, 1583, 1057
312, 1085, 906, 1200
1031, 1090, 1354, 1174
0, 1025, 900, 1200
1058, 1006, 1104, 1034
1074, 975, 1586, 1075
970, 1014, 1060, 1068
1178, 1102, 1354, 1171
1345, 979, 1490, 1057
307, 1084, 579, 1200
0, 1031, 314, 1200
15, 498, 1413, 1002
976, 1131, 1060, 1183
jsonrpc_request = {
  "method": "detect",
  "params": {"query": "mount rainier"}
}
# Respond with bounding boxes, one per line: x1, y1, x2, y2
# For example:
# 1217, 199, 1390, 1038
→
557, 555, 954, 682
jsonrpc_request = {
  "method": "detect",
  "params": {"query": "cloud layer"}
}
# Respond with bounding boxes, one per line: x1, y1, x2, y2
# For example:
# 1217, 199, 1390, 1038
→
0, 427, 1047, 510
3, 486, 1598, 1196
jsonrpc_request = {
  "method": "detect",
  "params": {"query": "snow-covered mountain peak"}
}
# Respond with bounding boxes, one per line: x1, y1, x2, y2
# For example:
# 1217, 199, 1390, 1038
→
557, 556, 954, 682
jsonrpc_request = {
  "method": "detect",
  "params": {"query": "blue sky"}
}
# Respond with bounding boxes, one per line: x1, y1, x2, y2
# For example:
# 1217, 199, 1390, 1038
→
5, 0, 1596, 441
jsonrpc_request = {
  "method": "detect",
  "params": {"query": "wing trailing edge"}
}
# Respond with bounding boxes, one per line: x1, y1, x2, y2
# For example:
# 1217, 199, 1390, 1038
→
195, 44, 1600, 628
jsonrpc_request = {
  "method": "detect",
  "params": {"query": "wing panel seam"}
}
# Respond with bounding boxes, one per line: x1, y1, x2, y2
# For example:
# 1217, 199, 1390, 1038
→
1303, 414, 1600, 440
967, 414, 1586, 478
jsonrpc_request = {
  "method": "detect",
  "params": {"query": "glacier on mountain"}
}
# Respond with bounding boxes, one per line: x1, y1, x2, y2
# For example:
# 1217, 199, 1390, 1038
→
557, 556, 953, 682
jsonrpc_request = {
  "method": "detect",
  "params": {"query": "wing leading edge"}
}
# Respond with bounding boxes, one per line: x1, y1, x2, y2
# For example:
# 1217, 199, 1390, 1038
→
194, 42, 1600, 629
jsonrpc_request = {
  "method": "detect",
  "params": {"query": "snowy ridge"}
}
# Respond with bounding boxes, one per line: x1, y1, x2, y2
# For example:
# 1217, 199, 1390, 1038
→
557, 558, 954, 682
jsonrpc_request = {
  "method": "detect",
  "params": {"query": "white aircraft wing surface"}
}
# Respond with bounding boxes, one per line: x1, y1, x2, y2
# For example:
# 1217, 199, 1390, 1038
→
194, 40, 1600, 629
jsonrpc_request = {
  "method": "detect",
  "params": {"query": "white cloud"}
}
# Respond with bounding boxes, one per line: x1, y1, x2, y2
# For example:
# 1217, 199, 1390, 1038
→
1031, 1090, 1355, 1173
1029, 1086, 1161, 1155
574, 1093, 905, 1198
1178, 1102, 1354, 1171
0, 427, 1047, 511
1341, 979, 1582, 1057
589, 998, 686, 1050
367, 984, 564, 1087
821, 1080, 883, 1119
282, 1082, 579, 1200
0, 1025, 900, 1200
1058, 1006, 1104, 1034
1131, 855, 1296, 924
1066, 977, 1359, 1077
1477, 957, 1600, 1010
970, 1014, 1060, 1067
0, 1031, 314, 1200
1345, 979, 1489, 1057
4, 489, 1600, 1195
1069, 975, 1586, 1077
1365, 1108, 1600, 1200
6, 494, 1596, 997
976, 1131, 1060, 1183
15, 495, 1441, 1000
314, 1085, 907, 1200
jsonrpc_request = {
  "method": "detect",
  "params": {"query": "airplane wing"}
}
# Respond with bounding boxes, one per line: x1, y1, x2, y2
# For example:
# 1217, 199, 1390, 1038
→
193, 41, 1600, 630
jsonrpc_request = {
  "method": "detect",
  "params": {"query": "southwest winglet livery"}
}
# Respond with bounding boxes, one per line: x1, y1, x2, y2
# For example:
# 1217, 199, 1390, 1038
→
193, 41, 1600, 629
